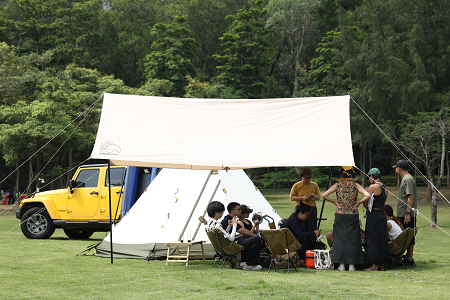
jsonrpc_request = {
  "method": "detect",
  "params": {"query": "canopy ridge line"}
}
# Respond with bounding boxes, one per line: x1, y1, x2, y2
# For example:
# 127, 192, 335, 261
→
178, 170, 213, 242
192, 179, 221, 240
354, 166, 450, 238
0, 93, 104, 187
351, 96, 450, 207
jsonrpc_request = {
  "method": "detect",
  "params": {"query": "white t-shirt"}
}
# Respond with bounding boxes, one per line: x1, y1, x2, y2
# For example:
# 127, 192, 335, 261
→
205, 219, 237, 241
387, 220, 402, 241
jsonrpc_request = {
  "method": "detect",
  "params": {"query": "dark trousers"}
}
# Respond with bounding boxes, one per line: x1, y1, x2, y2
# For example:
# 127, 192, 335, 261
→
235, 235, 262, 266
296, 236, 313, 259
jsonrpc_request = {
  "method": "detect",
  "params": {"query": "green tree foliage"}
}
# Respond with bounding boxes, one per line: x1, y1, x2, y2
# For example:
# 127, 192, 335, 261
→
266, 0, 320, 96
306, 30, 343, 96
0, 42, 45, 105
391, 108, 450, 225
143, 16, 196, 97
214, 1, 273, 98
97, 0, 160, 87
337, 0, 450, 122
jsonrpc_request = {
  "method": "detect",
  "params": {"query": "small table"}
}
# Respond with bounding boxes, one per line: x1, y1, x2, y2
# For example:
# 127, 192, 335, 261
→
165, 241, 205, 266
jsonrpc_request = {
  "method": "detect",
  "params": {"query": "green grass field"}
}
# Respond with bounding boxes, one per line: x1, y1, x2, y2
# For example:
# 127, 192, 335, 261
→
1, 186, 450, 299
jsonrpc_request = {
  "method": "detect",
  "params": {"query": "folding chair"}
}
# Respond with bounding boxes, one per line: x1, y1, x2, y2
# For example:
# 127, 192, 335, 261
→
260, 228, 302, 273
387, 227, 419, 269
206, 228, 245, 270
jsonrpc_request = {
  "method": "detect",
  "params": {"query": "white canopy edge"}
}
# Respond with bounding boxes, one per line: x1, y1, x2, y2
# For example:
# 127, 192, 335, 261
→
90, 93, 354, 169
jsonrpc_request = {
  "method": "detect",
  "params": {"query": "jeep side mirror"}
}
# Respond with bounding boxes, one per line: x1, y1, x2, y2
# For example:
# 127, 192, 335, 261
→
68, 180, 75, 189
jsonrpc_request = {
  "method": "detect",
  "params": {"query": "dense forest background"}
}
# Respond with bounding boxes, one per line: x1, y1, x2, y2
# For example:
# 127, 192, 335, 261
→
0, 0, 449, 198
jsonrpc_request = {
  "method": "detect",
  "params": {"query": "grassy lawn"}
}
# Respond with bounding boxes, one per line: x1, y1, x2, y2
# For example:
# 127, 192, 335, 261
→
1, 186, 450, 299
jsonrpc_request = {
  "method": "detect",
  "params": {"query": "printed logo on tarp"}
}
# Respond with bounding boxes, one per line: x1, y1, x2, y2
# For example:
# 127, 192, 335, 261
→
99, 141, 121, 155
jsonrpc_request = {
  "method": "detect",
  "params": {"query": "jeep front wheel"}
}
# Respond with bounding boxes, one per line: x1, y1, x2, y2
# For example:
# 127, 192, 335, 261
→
63, 229, 94, 239
21, 207, 55, 239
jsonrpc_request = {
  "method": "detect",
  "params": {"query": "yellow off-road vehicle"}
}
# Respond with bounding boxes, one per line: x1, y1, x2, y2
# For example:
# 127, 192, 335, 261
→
16, 164, 125, 239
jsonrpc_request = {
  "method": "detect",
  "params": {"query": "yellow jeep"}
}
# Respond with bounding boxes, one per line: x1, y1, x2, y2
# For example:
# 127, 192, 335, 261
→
16, 164, 125, 239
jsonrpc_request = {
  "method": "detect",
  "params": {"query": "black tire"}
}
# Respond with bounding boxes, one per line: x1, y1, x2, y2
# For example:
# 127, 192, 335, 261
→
21, 207, 55, 239
63, 229, 94, 239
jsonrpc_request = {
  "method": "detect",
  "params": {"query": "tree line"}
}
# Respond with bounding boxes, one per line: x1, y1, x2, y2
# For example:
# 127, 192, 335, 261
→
0, 0, 449, 212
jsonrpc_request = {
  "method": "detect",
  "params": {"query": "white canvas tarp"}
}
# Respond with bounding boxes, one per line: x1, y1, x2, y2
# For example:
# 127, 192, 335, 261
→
90, 94, 354, 168
95, 168, 282, 259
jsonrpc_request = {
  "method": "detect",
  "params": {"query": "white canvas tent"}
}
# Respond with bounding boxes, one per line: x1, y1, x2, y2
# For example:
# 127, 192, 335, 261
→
95, 168, 282, 259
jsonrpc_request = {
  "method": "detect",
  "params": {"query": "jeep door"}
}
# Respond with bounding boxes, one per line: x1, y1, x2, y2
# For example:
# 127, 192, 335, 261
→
68, 167, 101, 218
99, 167, 126, 219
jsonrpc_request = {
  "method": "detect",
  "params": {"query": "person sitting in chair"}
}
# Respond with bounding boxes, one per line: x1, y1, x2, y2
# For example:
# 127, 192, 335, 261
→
286, 205, 320, 265
213, 201, 262, 271
237, 205, 260, 235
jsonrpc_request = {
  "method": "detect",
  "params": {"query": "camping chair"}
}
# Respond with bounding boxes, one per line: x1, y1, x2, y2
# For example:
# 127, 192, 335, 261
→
260, 228, 302, 273
387, 227, 419, 269
206, 228, 245, 270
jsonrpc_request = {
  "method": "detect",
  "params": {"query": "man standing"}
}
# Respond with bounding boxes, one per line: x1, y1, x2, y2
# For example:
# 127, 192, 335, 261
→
286, 205, 321, 265
393, 159, 418, 267
290, 167, 320, 232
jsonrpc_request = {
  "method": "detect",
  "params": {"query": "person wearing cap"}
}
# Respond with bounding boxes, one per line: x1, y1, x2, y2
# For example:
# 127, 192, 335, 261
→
237, 205, 260, 235
322, 166, 371, 271
355, 168, 388, 271
220, 202, 263, 271
393, 159, 418, 267
290, 167, 320, 232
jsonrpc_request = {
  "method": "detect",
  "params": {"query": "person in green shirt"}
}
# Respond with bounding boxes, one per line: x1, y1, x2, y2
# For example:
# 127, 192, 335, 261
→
393, 159, 418, 267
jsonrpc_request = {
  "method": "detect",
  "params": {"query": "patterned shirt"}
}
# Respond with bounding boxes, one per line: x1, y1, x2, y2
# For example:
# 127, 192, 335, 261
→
335, 180, 359, 215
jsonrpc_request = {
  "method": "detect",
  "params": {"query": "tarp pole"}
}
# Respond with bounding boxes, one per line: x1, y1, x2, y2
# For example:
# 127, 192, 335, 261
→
192, 179, 221, 240
108, 160, 113, 264
317, 166, 333, 230
178, 170, 213, 241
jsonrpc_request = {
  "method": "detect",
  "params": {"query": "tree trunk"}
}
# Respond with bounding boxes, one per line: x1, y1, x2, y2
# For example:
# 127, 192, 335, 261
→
360, 146, 365, 188
447, 150, 449, 189
368, 144, 372, 170
28, 158, 33, 195
431, 137, 446, 227
273, 167, 278, 189
66, 148, 73, 187
426, 168, 434, 201
15, 162, 20, 201
294, 166, 302, 180
36, 149, 42, 191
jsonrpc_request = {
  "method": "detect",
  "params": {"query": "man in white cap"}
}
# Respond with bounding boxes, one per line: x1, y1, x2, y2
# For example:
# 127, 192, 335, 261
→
393, 159, 417, 267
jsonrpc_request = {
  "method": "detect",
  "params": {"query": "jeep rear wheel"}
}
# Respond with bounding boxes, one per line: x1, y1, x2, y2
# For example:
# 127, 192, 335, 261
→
21, 207, 55, 239
63, 229, 94, 239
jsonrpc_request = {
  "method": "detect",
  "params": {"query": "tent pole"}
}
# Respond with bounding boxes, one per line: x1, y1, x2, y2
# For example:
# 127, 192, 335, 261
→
317, 166, 333, 230
178, 170, 213, 241
108, 160, 113, 264
192, 179, 221, 240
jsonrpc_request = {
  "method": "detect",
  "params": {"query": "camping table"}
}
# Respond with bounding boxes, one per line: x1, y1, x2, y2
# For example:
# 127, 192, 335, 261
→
165, 241, 205, 266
